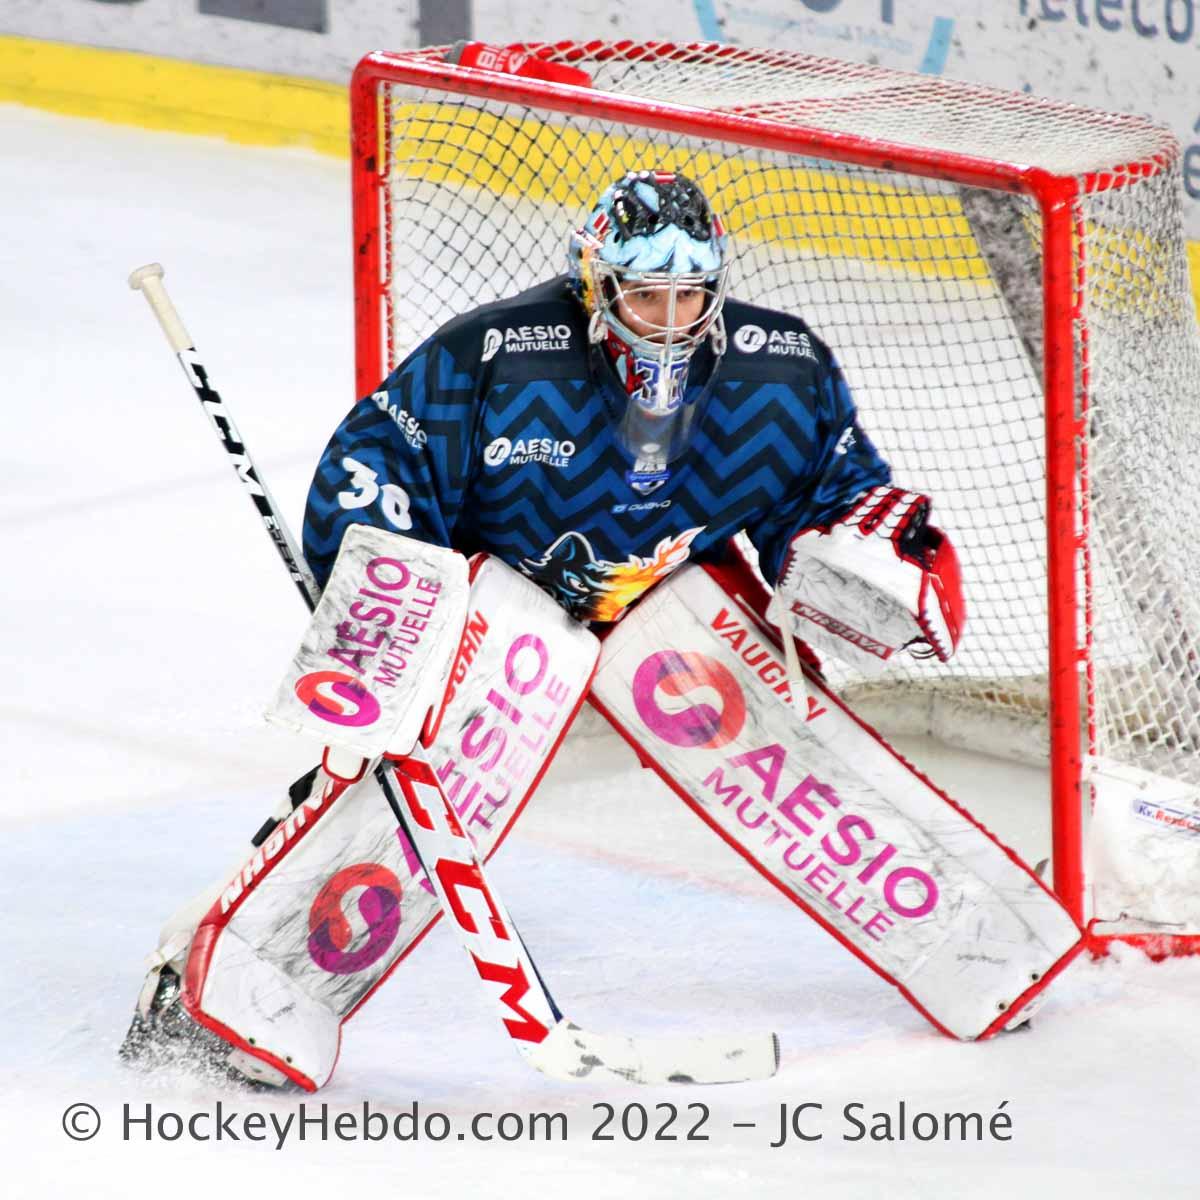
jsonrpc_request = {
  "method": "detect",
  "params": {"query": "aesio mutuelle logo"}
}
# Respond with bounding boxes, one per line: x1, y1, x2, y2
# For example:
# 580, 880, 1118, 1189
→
482, 324, 572, 362
482, 328, 504, 362
733, 323, 768, 353
308, 862, 404, 975
632, 650, 747, 749
295, 670, 381, 728
733, 322, 817, 360
484, 435, 576, 469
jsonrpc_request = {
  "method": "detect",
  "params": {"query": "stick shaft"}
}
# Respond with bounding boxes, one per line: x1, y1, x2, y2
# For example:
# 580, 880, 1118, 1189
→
130, 263, 319, 610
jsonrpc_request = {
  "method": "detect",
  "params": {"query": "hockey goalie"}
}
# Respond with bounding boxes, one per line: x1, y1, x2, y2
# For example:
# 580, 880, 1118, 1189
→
121, 170, 1083, 1090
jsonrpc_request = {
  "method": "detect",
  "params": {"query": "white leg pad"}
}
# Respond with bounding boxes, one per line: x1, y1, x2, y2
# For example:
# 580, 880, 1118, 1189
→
590, 563, 1083, 1040
179, 556, 599, 1089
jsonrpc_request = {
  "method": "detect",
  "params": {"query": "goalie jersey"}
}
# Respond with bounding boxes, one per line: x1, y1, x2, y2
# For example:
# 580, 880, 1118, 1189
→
304, 277, 890, 622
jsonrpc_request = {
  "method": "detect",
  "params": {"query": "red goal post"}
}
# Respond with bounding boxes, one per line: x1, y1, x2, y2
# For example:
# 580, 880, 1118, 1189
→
349, 41, 1200, 957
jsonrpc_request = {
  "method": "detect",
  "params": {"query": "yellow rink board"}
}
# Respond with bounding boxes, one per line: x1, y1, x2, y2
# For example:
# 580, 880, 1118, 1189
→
0, 34, 347, 154
4, 34, 1199, 310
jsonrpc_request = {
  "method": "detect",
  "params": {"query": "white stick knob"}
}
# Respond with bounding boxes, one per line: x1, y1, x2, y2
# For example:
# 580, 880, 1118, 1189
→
129, 262, 193, 353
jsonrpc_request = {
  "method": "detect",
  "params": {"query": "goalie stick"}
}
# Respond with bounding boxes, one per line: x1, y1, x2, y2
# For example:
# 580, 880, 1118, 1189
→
128, 262, 779, 1085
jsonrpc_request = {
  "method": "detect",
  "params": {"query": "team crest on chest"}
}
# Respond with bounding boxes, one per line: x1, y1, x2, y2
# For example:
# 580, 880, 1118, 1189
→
519, 528, 704, 622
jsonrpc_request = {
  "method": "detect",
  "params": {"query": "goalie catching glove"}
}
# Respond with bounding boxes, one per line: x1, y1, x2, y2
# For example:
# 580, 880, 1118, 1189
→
770, 485, 965, 674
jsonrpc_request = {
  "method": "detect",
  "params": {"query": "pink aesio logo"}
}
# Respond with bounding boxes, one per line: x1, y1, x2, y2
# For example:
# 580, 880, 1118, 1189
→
295, 670, 381, 728
632, 650, 747, 749
308, 863, 403, 975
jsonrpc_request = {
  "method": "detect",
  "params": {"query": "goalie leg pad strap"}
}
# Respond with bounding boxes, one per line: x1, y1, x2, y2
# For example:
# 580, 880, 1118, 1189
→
181, 556, 599, 1089
590, 562, 1082, 1040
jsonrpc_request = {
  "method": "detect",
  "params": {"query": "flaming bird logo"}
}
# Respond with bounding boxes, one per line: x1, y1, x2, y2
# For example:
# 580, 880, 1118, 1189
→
519, 528, 704, 621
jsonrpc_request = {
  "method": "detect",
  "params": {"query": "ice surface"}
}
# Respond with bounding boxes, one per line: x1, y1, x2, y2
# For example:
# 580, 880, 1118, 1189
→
1, 104, 1197, 1198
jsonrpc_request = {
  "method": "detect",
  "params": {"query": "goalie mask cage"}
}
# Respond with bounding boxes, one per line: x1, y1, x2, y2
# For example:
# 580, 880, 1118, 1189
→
349, 42, 1200, 957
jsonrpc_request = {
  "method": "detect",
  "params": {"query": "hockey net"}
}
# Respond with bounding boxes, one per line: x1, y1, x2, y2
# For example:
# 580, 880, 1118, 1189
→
349, 42, 1200, 953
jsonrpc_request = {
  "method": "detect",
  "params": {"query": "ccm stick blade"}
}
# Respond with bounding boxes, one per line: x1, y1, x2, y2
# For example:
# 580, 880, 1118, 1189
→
388, 752, 780, 1087
528, 1024, 782, 1085
129, 262, 780, 1086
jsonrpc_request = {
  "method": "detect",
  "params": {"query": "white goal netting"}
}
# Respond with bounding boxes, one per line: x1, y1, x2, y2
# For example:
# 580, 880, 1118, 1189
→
353, 44, 1200, 867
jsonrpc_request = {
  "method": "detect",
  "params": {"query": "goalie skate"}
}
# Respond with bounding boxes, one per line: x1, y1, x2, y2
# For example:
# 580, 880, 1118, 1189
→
118, 965, 291, 1090
116, 766, 325, 1090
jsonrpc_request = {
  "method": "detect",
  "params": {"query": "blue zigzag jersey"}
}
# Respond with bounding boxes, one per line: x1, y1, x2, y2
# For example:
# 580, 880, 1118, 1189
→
304, 277, 891, 622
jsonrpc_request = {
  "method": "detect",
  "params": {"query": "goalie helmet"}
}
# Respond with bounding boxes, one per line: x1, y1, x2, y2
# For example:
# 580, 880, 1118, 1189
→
568, 171, 730, 478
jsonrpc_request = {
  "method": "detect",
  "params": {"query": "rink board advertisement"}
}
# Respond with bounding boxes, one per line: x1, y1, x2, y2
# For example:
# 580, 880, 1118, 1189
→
591, 567, 1081, 1039
192, 556, 598, 1088
4, 1, 1200, 236
1087, 755, 1200, 936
